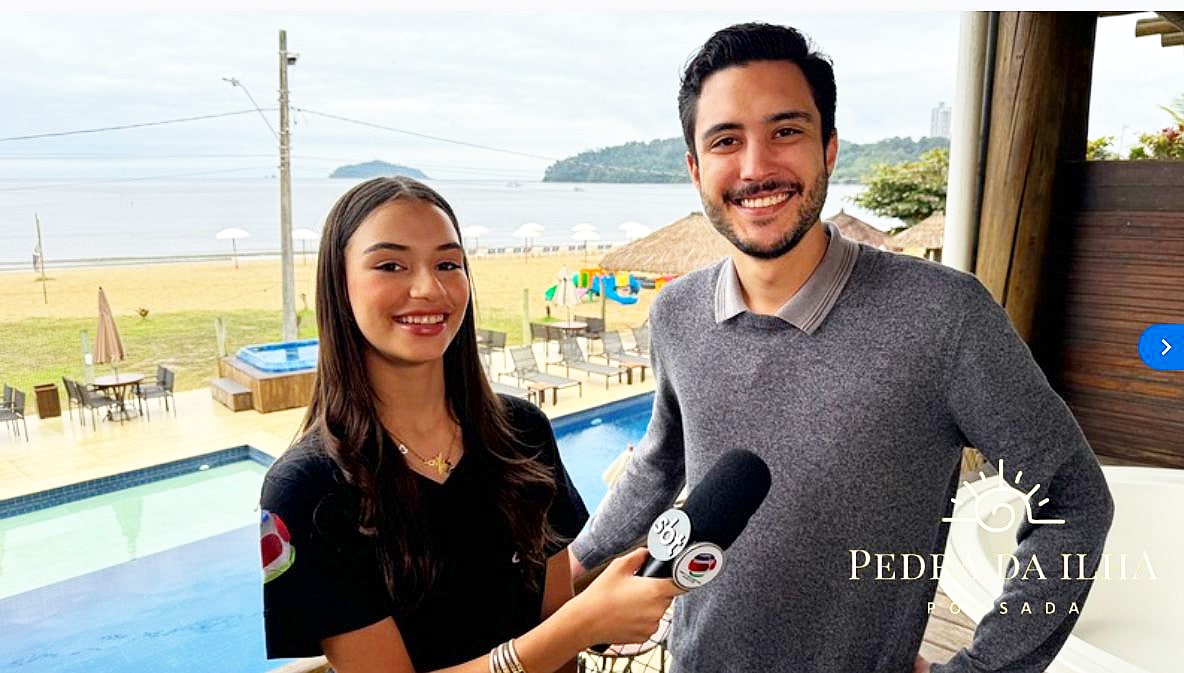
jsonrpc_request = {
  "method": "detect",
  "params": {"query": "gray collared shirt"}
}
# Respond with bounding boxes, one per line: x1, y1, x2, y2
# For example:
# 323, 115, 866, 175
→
713, 220, 859, 334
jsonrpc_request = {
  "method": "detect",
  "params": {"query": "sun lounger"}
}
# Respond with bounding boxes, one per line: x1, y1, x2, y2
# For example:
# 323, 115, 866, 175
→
553, 338, 625, 389
595, 331, 651, 383
507, 346, 582, 403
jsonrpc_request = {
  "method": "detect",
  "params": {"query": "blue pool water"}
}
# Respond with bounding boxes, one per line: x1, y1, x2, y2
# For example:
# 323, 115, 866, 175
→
235, 339, 319, 373
551, 392, 653, 512
0, 393, 654, 673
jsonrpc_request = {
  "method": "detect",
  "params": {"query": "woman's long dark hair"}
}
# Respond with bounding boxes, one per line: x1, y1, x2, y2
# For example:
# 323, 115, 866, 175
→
301, 176, 558, 612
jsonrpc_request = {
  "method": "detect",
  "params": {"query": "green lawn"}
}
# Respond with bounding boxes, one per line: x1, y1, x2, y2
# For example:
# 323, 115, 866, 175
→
0, 309, 318, 398
0, 306, 546, 401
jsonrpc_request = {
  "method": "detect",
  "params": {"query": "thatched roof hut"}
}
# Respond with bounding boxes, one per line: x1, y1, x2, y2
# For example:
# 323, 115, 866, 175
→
599, 209, 906, 274
890, 212, 945, 261
828, 209, 900, 251
598, 212, 730, 275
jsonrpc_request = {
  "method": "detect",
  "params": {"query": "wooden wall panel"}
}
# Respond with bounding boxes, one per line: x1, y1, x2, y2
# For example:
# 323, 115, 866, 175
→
1043, 161, 1184, 467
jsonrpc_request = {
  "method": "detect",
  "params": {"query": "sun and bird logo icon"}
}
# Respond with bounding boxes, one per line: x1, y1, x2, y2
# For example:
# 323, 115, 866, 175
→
942, 459, 1065, 532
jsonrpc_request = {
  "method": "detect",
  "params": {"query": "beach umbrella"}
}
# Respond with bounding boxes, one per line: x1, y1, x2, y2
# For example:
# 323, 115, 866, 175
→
572, 222, 597, 233
215, 227, 250, 269
461, 225, 490, 251
512, 222, 545, 257
619, 221, 652, 240
292, 228, 318, 265
571, 229, 601, 260
94, 286, 126, 378
553, 266, 582, 324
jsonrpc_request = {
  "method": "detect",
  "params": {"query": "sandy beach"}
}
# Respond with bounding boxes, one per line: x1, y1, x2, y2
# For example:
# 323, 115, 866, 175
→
0, 252, 654, 326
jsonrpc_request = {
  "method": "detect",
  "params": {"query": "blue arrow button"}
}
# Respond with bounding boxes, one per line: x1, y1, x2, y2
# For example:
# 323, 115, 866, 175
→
1138, 324, 1184, 370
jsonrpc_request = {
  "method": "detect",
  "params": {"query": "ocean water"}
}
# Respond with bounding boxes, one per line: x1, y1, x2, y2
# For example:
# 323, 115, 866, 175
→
0, 179, 884, 269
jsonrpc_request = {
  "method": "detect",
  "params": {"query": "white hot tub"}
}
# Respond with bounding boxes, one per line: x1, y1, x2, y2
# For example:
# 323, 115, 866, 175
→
939, 466, 1183, 673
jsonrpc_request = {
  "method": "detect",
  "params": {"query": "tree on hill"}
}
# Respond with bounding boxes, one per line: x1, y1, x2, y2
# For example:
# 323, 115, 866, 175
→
852, 147, 949, 227
542, 139, 687, 183
540, 135, 949, 184
831, 136, 949, 183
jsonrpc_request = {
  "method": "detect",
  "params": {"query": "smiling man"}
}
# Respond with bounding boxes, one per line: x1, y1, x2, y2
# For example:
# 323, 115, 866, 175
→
570, 23, 1114, 673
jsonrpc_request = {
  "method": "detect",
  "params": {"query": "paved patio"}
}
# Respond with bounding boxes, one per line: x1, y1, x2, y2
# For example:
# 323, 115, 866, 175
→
0, 342, 654, 500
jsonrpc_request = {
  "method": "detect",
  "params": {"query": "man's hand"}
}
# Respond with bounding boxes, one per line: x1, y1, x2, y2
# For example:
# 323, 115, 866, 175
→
913, 654, 931, 672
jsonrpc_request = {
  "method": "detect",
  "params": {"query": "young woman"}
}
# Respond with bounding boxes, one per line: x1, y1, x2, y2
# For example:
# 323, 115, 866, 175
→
260, 177, 679, 673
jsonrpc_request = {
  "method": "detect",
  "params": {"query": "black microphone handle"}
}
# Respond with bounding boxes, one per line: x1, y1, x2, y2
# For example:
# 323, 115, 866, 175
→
637, 555, 673, 578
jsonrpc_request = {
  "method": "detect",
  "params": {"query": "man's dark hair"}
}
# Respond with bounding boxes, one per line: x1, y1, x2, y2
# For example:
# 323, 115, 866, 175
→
678, 22, 837, 158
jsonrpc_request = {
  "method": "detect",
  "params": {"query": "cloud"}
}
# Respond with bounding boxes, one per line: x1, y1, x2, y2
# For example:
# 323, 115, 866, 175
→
0, 11, 1179, 180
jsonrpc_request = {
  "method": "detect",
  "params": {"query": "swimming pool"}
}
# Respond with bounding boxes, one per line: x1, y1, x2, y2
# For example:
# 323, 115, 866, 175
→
0, 393, 654, 673
235, 339, 319, 373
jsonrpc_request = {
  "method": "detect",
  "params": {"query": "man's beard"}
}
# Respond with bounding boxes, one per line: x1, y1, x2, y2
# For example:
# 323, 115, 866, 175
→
702, 171, 829, 260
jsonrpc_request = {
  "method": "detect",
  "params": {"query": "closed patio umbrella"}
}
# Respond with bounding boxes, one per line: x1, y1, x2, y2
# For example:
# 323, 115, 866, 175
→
553, 265, 582, 324
215, 227, 250, 269
94, 286, 126, 377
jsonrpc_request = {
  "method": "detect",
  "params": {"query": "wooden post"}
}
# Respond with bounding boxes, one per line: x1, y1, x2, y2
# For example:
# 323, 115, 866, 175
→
35, 214, 48, 304
521, 288, 530, 346
975, 12, 1097, 344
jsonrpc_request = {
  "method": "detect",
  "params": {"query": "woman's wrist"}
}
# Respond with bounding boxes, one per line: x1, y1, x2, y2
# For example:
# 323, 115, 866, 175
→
508, 593, 594, 673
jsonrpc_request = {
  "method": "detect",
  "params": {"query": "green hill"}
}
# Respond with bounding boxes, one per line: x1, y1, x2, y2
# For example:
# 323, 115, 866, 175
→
330, 160, 428, 179
542, 139, 687, 183
542, 136, 950, 184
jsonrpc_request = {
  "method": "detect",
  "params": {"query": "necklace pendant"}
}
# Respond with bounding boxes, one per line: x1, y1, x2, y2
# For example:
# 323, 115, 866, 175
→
428, 453, 452, 476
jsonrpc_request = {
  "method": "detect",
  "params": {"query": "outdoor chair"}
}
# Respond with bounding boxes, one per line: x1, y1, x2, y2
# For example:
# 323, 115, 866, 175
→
477, 329, 508, 367
78, 383, 119, 430
630, 324, 651, 355
481, 360, 535, 404
596, 331, 652, 382
575, 316, 605, 351
506, 346, 582, 404
62, 376, 85, 422
0, 388, 28, 442
530, 322, 552, 345
530, 322, 561, 356
1, 384, 12, 411
136, 366, 176, 420
552, 338, 625, 389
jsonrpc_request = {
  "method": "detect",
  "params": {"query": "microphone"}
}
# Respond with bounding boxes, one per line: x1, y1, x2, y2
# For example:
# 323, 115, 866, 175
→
588, 450, 771, 654
638, 449, 771, 586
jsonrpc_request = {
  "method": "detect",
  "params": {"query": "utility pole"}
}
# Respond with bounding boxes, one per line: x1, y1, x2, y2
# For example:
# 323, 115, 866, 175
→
278, 29, 298, 342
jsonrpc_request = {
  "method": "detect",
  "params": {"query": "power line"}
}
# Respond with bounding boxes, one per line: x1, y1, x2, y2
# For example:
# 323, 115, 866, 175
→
0, 109, 275, 143
0, 105, 685, 179
0, 166, 276, 193
291, 106, 686, 178
295, 108, 558, 162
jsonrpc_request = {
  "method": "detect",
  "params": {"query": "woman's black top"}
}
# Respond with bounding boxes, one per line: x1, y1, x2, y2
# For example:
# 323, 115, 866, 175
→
259, 396, 589, 670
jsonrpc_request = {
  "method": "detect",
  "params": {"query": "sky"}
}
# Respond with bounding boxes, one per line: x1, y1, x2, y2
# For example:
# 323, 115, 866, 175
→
0, 10, 1179, 181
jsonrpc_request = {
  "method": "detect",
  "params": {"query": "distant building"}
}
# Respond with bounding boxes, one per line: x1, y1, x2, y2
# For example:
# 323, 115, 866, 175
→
930, 101, 951, 139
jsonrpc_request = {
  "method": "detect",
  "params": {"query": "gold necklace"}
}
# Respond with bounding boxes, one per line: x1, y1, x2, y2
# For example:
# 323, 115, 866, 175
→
391, 422, 459, 477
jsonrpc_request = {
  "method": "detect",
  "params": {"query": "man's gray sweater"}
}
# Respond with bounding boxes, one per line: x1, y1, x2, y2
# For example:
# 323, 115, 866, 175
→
571, 245, 1114, 673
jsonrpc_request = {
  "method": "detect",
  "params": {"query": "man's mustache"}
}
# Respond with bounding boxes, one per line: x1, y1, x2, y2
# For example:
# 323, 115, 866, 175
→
724, 179, 803, 202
